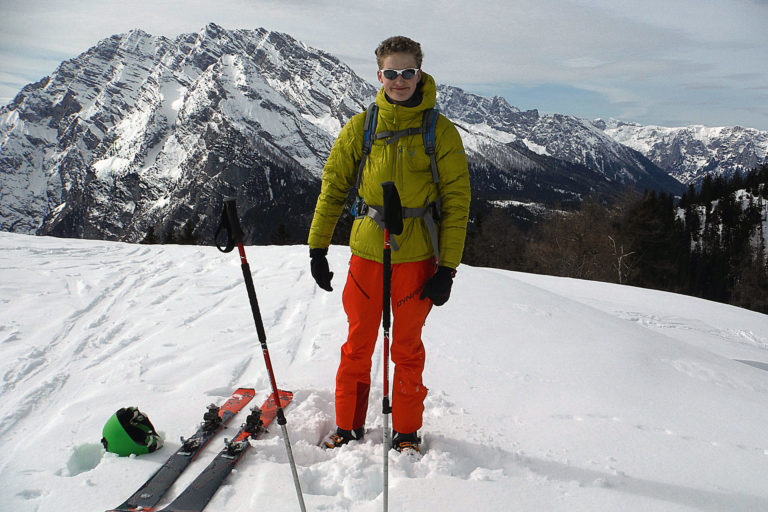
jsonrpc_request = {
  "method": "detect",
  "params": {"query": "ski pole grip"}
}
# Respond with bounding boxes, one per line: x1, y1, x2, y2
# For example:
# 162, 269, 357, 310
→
381, 181, 403, 236
223, 198, 245, 244
215, 197, 245, 253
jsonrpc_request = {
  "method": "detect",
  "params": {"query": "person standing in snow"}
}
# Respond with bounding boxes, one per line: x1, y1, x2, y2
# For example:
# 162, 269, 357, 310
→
308, 36, 471, 453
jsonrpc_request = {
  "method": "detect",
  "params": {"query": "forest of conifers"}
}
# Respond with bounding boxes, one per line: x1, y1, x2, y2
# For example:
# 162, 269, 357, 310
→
464, 164, 768, 313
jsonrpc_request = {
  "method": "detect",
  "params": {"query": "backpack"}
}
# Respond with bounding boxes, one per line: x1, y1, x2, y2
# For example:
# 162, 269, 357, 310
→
350, 102, 442, 263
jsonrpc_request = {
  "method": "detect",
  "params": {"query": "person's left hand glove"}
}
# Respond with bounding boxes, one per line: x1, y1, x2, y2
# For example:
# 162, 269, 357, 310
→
419, 266, 456, 306
310, 248, 334, 292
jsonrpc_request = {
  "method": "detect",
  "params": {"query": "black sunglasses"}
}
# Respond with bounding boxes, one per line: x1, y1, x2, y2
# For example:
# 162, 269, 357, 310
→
380, 68, 420, 80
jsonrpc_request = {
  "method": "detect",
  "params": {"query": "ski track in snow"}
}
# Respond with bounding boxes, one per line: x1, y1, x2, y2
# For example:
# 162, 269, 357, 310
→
1, 233, 768, 512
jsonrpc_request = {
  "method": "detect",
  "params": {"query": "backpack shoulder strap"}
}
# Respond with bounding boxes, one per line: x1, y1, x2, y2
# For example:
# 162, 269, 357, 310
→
421, 108, 442, 264
355, 102, 378, 193
421, 108, 440, 184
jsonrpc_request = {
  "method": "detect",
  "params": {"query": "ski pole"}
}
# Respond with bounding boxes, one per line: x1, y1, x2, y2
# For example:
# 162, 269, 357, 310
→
380, 182, 403, 512
216, 197, 307, 512
382, 220, 392, 512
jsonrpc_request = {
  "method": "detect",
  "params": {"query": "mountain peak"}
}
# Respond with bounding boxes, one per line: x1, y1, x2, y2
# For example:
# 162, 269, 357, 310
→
0, 24, 378, 240
125, 28, 152, 38
198, 22, 239, 40
1, 24, 764, 243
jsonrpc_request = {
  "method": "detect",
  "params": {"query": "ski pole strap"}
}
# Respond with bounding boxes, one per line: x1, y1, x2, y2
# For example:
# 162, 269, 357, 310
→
215, 197, 245, 253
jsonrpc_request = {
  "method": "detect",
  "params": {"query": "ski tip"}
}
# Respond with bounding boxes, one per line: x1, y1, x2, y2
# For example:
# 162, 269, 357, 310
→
234, 387, 256, 397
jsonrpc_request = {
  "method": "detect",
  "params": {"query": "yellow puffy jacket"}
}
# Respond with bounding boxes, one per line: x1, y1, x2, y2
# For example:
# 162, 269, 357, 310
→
308, 73, 471, 269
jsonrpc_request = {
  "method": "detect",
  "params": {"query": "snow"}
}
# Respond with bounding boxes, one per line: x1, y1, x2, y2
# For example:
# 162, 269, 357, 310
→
522, 138, 550, 156
599, 120, 768, 182
489, 200, 553, 216
302, 112, 343, 139
1, 232, 767, 512
92, 155, 132, 177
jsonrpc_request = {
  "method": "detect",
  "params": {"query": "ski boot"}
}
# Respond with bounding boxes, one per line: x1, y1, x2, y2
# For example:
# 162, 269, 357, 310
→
392, 430, 421, 456
323, 427, 364, 449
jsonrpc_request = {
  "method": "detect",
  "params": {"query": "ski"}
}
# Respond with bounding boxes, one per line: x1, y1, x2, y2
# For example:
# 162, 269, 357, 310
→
158, 389, 293, 512
106, 387, 256, 512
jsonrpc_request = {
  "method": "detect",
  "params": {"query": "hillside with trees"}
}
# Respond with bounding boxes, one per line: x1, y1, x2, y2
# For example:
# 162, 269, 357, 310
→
464, 164, 768, 313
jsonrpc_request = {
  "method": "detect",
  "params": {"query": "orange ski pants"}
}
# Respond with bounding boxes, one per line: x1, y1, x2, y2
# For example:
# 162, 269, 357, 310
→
335, 255, 434, 434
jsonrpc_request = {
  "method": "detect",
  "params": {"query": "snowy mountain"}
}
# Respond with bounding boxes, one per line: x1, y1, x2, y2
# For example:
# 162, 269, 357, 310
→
0, 24, 377, 243
1, 232, 767, 511
3, 24, 765, 246
2, 23, 690, 243
595, 119, 768, 185
440, 86, 683, 200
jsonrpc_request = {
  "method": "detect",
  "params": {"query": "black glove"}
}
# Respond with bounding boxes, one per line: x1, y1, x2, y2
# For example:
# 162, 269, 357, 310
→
310, 248, 334, 292
420, 266, 456, 306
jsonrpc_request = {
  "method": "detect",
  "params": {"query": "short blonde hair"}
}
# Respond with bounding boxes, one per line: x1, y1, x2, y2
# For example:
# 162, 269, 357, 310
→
375, 36, 423, 69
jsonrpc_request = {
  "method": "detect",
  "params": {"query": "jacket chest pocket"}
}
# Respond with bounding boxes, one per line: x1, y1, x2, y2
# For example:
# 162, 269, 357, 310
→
398, 145, 432, 176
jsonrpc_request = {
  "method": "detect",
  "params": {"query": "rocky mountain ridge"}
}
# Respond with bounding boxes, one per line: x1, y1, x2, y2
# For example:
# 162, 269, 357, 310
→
440, 86, 682, 200
595, 118, 768, 185
1, 24, 370, 241
1, 23, 763, 243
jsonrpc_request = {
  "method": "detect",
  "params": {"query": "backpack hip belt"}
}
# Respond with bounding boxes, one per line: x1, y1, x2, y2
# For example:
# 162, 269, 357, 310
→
354, 201, 440, 260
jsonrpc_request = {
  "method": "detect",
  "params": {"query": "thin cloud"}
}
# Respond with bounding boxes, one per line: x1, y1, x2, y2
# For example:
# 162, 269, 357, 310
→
0, 0, 766, 130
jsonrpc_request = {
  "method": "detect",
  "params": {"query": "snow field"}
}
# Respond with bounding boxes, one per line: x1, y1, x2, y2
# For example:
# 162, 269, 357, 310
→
1, 232, 767, 511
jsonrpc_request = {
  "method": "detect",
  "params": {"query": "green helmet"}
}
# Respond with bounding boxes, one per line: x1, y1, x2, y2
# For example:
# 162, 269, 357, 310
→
101, 407, 163, 456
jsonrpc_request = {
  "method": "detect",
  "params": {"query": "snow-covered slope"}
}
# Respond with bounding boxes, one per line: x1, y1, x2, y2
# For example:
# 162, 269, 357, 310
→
596, 119, 768, 184
1, 232, 767, 512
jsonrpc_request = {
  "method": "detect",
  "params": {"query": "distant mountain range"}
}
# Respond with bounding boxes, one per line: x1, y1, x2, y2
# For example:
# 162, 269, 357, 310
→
596, 119, 768, 185
1, 23, 766, 243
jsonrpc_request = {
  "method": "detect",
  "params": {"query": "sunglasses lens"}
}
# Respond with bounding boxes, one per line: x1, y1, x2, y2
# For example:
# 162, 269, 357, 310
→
382, 69, 418, 80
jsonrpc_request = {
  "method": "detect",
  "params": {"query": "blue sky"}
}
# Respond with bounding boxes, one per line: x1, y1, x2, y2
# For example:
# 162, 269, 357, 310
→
1, 0, 766, 130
